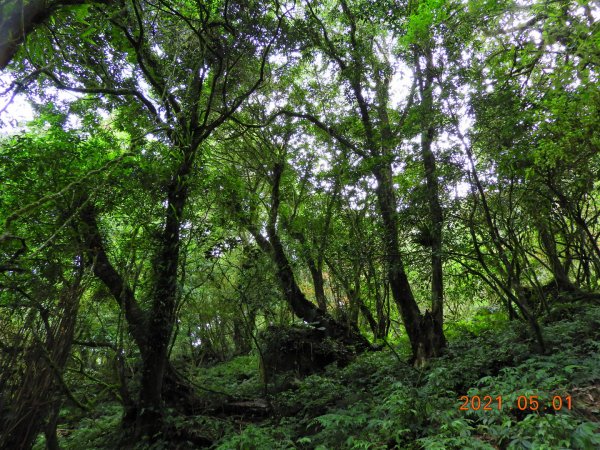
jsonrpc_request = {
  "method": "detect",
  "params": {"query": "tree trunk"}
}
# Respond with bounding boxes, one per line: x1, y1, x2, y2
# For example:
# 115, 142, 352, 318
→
552, 187, 600, 274
248, 162, 370, 350
308, 259, 328, 311
373, 165, 445, 361
0, 269, 82, 450
0, 0, 112, 69
371, 34, 445, 361
290, 3, 447, 361
462, 143, 546, 353
537, 220, 575, 291
290, 229, 329, 312
44, 401, 61, 450
365, 257, 387, 340
77, 151, 198, 438
233, 315, 254, 355
78, 202, 148, 354
416, 45, 445, 331
137, 146, 196, 437
324, 258, 374, 335
269, 233, 369, 349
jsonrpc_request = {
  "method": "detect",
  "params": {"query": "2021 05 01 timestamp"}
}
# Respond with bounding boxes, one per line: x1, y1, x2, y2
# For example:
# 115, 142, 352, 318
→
459, 395, 572, 412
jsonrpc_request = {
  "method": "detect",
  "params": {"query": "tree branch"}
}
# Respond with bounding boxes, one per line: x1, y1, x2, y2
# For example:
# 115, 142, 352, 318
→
280, 110, 366, 157
39, 69, 160, 119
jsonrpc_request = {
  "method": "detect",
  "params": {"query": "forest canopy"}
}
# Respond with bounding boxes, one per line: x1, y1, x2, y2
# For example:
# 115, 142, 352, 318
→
0, 0, 599, 448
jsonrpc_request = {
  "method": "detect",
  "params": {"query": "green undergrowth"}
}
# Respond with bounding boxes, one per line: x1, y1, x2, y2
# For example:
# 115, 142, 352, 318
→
47, 302, 600, 449
192, 354, 264, 399
214, 303, 600, 449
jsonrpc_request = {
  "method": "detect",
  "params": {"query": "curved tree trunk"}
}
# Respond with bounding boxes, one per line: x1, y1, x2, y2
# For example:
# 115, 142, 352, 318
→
247, 162, 371, 351
0, 0, 108, 69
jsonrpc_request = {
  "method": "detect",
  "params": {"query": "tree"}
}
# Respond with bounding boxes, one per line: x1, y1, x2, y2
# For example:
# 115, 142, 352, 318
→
281, 0, 447, 363
0, 113, 111, 448
3, 0, 283, 438
1, 0, 598, 446
212, 118, 371, 349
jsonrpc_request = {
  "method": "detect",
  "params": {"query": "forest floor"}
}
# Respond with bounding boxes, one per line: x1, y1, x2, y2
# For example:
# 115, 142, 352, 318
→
40, 297, 600, 449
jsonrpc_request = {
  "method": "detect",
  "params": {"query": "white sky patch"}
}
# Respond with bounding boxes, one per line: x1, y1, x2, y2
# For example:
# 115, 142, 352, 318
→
0, 67, 165, 140
1, 71, 90, 132
1, 74, 34, 131
269, 52, 289, 65
66, 113, 83, 130
344, 184, 368, 210
0, 94, 34, 133
577, 5, 600, 21
389, 62, 413, 109
317, 156, 329, 172
529, 29, 543, 45
453, 181, 470, 198
152, 44, 165, 58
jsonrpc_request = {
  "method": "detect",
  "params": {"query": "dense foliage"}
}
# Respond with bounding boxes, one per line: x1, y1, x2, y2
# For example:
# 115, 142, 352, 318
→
1, 0, 598, 448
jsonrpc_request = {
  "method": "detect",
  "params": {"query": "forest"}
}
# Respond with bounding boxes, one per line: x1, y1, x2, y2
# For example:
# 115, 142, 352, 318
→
0, 0, 599, 448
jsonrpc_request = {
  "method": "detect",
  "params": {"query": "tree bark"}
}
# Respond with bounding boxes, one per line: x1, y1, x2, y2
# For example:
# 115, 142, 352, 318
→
308, 258, 328, 311
288, 24, 448, 360
288, 229, 328, 311
78, 202, 148, 354
247, 162, 370, 350
372, 164, 444, 361
323, 257, 378, 336
461, 138, 546, 353
0, 267, 82, 450
0, 0, 109, 69
537, 219, 575, 291
415, 45, 445, 333
137, 144, 197, 436
78, 189, 200, 436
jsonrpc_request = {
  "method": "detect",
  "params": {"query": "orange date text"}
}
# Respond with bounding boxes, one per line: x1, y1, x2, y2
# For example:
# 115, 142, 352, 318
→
459, 395, 572, 412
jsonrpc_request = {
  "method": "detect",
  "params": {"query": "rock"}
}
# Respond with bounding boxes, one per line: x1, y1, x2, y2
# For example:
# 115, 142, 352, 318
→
258, 324, 354, 381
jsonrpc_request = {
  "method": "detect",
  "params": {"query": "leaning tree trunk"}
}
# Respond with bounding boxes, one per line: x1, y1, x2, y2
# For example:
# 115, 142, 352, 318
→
248, 162, 371, 351
0, 269, 83, 450
251, 224, 371, 350
308, 257, 328, 312
289, 228, 329, 311
461, 137, 546, 353
324, 257, 380, 337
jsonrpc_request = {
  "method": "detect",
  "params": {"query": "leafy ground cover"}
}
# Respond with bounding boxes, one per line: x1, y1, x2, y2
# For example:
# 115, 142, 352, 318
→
41, 299, 600, 449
